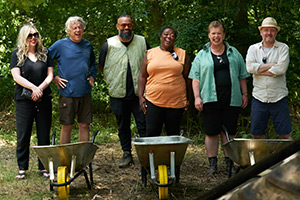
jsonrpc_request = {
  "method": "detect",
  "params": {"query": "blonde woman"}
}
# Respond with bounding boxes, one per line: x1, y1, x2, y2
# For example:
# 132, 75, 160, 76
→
10, 23, 53, 179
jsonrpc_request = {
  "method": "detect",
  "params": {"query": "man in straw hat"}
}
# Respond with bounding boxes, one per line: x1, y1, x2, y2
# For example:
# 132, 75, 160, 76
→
246, 17, 292, 139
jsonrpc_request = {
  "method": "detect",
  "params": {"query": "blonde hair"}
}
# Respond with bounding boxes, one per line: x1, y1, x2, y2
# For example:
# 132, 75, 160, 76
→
65, 16, 86, 33
16, 23, 48, 66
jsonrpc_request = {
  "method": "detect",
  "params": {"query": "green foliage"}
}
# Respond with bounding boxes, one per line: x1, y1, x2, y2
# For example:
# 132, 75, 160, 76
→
0, 0, 26, 108
0, 0, 299, 138
91, 73, 110, 113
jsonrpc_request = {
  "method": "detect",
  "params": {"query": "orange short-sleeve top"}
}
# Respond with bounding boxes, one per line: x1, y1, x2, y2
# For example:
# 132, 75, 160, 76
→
145, 46, 187, 108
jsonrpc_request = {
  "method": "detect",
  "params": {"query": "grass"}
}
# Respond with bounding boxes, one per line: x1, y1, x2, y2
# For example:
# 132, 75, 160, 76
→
0, 145, 53, 199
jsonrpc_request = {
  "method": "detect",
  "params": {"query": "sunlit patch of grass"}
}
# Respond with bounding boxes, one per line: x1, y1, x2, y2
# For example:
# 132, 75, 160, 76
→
91, 112, 122, 144
0, 146, 53, 199
0, 130, 17, 146
291, 119, 300, 139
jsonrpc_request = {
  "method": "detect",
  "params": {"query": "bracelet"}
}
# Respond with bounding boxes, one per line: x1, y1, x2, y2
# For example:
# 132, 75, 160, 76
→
242, 92, 247, 96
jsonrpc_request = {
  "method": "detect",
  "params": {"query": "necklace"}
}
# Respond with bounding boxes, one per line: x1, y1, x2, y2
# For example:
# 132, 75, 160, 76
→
211, 44, 225, 64
211, 44, 224, 55
262, 45, 271, 64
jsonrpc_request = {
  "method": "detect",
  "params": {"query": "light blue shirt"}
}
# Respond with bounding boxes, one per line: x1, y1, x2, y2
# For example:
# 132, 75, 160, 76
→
189, 42, 250, 107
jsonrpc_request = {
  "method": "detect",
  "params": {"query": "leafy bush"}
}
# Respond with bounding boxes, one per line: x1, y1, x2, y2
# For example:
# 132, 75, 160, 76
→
0, 0, 299, 139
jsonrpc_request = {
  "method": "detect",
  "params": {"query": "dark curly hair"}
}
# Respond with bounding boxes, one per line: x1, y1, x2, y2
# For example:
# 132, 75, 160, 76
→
159, 26, 177, 39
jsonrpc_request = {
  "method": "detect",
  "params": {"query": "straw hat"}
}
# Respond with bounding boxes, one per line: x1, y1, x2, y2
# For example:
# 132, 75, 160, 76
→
258, 17, 280, 32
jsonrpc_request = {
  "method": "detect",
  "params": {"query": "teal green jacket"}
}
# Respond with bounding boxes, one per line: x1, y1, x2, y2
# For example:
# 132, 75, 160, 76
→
188, 42, 250, 107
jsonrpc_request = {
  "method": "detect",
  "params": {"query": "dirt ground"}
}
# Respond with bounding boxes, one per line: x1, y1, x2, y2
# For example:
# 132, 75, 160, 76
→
66, 143, 229, 200
1, 110, 300, 200
0, 142, 230, 200
0, 109, 230, 200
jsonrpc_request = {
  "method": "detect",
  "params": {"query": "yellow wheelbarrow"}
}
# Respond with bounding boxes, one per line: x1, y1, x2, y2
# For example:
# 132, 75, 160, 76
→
32, 130, 99, 199
132, 135, 192, 199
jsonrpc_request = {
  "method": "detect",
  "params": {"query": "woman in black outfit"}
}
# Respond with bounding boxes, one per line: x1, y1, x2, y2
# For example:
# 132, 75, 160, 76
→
10, 23, 53, 179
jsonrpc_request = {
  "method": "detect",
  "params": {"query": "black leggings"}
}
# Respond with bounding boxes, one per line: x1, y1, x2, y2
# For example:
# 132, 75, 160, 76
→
145, 100, 184, 137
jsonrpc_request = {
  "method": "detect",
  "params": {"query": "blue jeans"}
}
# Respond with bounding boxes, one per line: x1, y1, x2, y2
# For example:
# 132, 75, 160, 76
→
15, 98, 52, 170
110, 97, 146, 152
250, 97, 292, 136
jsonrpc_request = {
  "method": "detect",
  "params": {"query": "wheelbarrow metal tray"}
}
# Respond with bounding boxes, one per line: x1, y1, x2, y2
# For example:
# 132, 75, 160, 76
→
132, 136, 192, 168
32, 141, 98, 172
223, 138, 292, 168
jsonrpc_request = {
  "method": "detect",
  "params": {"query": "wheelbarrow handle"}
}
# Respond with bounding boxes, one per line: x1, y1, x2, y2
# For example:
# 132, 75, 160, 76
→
180, 129, 184, 136
221, 125, 231, 143
91, 130, 99, 143
51, 131, 56, 145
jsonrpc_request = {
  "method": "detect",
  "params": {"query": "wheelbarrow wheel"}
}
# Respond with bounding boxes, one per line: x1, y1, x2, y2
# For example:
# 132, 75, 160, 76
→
57, 166, 70, 200
158, 165, 168, 199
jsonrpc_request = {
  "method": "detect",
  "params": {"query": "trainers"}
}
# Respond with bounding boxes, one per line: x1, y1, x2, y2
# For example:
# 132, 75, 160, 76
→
119, 151, 133, 168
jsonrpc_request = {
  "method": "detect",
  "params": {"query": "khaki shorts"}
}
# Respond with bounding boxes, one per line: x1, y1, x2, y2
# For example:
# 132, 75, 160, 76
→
59, 94, 92, 125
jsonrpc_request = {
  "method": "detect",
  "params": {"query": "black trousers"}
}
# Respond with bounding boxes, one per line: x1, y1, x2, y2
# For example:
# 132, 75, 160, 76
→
145, 100, 184, 137
15, 98, 52, 170
110, 97, 146, 152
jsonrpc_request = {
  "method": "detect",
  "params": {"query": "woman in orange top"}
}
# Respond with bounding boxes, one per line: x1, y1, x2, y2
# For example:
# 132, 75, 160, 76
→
138, 26, 191, 137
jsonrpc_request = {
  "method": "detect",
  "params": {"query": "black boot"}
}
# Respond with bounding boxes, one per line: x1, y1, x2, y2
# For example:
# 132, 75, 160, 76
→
119, 151, 133, 168
207, 157, 217, 174
225, 157, 236, 175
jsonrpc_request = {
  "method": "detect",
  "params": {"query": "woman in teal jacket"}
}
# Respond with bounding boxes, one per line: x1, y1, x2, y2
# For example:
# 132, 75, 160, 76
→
189, 21, 250, 175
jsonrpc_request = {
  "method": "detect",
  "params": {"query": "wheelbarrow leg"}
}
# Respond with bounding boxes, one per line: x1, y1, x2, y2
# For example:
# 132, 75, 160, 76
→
83, 170, 91, 190
169, 151, 180, 183
89, 162, 94, 186
50, 180, 54, 191
141, 167, 147, 187
175, 166, 180, 183
49, 157, 55, 191
228, 159, 233, 178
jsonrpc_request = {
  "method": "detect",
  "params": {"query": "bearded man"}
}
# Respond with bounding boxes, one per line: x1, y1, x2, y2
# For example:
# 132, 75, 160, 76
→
246, 17, 292, 139
99, 14, 150, 168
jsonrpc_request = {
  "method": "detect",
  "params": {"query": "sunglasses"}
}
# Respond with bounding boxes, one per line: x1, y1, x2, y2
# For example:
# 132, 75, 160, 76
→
118, 23, 133, 29
216, 56, 225, 64
171, 51, 178, 60
262, 57, 267, 64
27, 32, 39, 39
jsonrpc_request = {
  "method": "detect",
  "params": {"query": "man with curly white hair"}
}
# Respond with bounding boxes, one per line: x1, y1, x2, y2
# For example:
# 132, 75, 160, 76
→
49, 16, 97, 144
